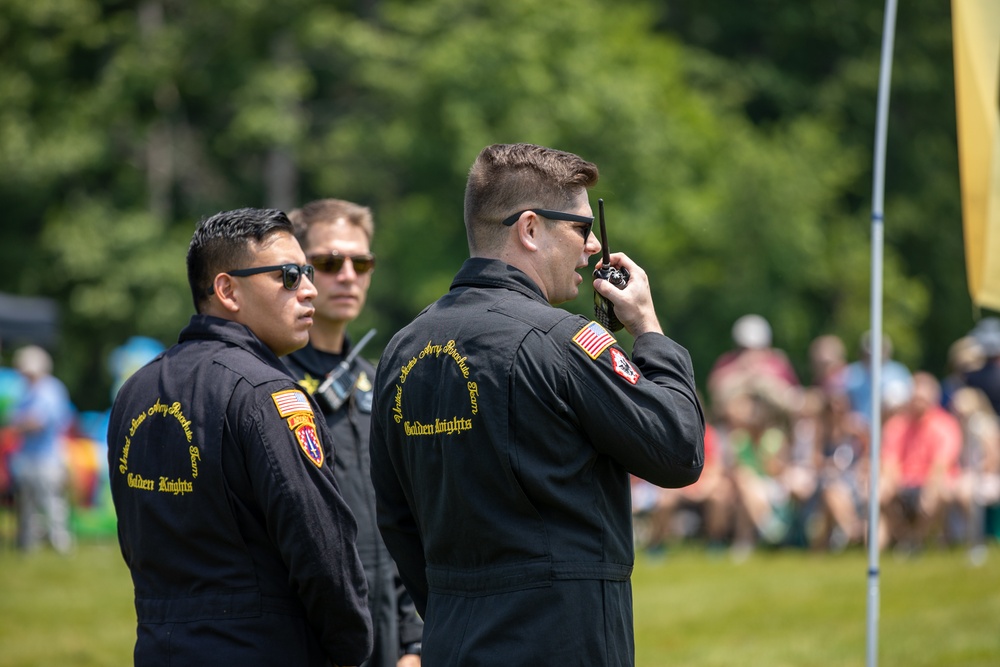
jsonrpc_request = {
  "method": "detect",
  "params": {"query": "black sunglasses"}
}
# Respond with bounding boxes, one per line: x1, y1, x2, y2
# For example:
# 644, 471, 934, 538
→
308, 252, 377, 275
228, 263, 315, 291
501, 208, 595, 240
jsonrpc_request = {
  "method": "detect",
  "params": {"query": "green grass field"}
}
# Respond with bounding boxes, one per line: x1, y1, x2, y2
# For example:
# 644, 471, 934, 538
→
632, 545, 1000, 666
1, 533, 997, 666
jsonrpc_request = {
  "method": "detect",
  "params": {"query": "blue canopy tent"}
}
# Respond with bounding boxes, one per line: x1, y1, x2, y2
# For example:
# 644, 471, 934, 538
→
0, 291, 59, 349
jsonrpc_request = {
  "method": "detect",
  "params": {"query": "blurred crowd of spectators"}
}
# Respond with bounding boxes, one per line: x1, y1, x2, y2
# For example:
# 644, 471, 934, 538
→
3, 318, 999, 565
632, 315, 1000, 564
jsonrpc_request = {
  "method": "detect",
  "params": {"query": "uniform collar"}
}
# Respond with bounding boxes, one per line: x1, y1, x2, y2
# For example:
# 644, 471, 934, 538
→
450, 258, 550, 305
284, 339, 349, 378
179, 314, 285, 368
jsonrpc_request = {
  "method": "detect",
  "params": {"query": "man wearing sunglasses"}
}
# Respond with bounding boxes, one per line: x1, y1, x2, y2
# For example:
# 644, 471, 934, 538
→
283, 199, 424, 667
107, 207, 373, 667
369, 143, 705, 666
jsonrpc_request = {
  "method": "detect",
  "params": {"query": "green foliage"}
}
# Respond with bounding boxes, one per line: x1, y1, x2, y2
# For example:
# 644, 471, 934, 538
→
0, 0, 973, 407
40, 200, 190, 399
659, 0, 969, 371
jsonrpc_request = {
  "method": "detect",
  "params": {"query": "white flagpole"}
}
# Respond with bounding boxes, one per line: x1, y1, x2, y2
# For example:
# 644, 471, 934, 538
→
867, 1, 898, 666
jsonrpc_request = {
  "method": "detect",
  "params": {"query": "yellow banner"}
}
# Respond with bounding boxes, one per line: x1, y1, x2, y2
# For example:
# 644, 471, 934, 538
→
953, 0, 1000, 310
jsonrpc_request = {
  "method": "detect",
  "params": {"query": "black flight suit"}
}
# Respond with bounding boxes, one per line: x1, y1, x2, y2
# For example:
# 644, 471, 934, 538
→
108, 315, 373, 667
369, 258, 705, 666
284, 341, 424, 666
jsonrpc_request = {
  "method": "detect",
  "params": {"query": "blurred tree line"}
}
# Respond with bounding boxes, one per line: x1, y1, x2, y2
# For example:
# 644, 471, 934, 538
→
0, 0, 974, 412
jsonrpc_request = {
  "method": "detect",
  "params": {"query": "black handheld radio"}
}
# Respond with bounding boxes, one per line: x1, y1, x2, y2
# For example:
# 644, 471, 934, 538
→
592, 199, 630, 332
314, 328, 377, 412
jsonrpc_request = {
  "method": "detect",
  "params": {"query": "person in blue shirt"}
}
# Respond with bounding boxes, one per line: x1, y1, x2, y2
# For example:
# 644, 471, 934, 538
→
8, 344, 73, 553
844, 331, 913, 426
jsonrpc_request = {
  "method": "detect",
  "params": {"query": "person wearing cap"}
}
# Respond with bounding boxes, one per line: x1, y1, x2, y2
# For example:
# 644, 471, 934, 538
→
283, 199, 423, 667
8, 344, 74, 553
707, 313, 800, 424
107, 207, 373, 667
964, 317, 1000, 415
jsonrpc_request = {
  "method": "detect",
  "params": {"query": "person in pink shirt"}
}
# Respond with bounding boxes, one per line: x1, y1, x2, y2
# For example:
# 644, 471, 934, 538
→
879, 372, 962, 552
707, 314, 799, 423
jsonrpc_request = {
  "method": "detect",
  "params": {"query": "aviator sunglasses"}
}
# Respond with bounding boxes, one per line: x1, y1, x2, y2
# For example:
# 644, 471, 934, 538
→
227, 263, 315, 291
501, 208, 595, 241
308, 252, 377, 275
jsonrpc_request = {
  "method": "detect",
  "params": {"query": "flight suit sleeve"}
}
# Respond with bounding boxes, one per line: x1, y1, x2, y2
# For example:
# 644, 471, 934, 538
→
563, 326, 705, 488
369, 386, 430, 616
238, 383, 374, 664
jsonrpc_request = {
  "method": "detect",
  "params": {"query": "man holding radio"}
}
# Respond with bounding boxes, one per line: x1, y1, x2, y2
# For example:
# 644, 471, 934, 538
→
369, 143, 704, 666
284, 199, 424, 667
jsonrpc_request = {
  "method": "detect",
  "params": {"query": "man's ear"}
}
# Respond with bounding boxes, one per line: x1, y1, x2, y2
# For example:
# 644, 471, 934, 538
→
213, 274, 240, 313
517, 211, 541, 252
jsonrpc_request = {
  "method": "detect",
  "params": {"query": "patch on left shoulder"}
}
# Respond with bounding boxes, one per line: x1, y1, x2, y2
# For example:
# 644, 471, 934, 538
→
572, 321, 616, 360
293, 419, 324, 468
272, 390, 323, 466
610, 348, 640, 385
272, 389, 314, 417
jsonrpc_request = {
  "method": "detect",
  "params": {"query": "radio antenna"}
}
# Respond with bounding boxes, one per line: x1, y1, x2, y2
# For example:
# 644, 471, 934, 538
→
317, 328, 377, 395
598, 198, 610, 266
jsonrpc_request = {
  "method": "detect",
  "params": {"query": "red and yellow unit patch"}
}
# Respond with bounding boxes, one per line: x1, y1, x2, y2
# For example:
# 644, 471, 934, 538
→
610, 348, 640, 385
572, 321, 616, 359
271, 390, 323, 468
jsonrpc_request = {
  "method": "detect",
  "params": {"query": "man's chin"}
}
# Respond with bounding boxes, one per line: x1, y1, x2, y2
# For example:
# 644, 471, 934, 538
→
273, 335, 309, 358
548, 289, 576, 307
318, 308, 360, 325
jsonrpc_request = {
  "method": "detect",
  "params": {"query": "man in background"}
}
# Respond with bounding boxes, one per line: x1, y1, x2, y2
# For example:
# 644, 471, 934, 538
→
284, 199, 423, 667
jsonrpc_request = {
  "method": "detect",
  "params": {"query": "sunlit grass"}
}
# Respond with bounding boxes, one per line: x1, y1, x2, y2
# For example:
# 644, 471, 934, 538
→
1, 523, 997, 666
0, 540, 134, 667
633, 544, 1000, 666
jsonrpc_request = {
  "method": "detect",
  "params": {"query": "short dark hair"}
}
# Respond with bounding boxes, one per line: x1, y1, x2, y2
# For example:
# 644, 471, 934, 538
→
288, 198, 375, 251
186, 208, 294, 312
464, 143, 599, 253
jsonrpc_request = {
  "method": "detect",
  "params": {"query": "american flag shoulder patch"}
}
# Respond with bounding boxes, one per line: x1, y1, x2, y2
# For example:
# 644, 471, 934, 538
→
272, 389, 314, 417
572, 321, 616, 360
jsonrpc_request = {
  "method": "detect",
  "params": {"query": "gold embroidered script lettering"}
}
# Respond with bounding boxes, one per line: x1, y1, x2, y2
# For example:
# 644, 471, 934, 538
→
394, 339, 478, 437
119, 398, 199, 493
